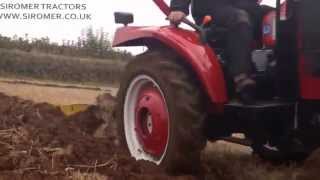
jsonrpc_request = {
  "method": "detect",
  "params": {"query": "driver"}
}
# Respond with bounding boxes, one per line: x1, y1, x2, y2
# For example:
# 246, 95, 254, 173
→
169, 0, 262, 104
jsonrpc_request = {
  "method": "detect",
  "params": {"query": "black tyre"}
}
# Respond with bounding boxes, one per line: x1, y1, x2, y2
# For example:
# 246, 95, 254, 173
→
116, 49, 207, 174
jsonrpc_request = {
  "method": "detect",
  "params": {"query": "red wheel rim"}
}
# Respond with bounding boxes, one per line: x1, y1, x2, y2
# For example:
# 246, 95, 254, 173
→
135, 84, 169, 157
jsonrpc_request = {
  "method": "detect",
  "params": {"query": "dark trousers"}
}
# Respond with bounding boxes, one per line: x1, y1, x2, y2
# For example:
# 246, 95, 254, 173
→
202, 3, 263, 77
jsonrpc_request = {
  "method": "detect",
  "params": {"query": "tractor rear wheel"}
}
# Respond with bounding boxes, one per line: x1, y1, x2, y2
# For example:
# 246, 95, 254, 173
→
116, 50, 207, 174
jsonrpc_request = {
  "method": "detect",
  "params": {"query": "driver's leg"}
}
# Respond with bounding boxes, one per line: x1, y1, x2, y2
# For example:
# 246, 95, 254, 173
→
211, 6, 256, 104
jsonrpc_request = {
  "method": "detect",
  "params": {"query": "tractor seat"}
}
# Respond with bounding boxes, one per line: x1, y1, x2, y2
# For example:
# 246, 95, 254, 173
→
204, 5, 275, 49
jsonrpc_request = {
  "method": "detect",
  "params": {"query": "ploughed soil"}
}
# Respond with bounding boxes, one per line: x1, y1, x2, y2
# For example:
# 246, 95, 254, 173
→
0, 92, 319, 180
0, 93, 189, 180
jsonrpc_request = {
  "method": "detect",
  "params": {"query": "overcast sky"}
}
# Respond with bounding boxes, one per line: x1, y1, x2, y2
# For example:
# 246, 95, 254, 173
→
0, 0, 279, 51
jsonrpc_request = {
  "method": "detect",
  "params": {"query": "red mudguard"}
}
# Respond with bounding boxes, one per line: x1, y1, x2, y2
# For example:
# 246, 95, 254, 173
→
113, 26, 228, 106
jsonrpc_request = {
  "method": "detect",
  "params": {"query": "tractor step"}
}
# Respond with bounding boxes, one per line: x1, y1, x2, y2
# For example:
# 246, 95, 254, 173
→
224, 99, 295, 124
222, 100, 296, 144
225, 100, 294, 109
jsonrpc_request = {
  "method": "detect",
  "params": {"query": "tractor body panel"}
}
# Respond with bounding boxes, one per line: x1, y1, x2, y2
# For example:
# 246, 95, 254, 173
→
113, 26, 228, 106
297, 0, 320, 100
299, 56, 320, 100
262, 0, 320, 100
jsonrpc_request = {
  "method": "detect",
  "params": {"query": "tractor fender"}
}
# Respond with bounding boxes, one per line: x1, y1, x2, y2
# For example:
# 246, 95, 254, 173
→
113, 26, 228, 106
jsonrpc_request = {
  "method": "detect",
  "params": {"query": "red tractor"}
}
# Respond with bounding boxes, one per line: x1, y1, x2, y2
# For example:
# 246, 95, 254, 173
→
113, 0, 320, 173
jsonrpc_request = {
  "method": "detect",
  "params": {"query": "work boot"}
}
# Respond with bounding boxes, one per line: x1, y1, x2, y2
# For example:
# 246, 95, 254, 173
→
234, 73, 256, 105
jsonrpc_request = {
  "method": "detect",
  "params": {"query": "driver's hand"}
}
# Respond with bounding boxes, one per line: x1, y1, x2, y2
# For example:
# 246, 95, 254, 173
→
168, 11, 186, 25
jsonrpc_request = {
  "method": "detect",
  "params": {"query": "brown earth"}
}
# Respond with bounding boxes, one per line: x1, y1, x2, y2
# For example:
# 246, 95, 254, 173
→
0, 91, 319, 179
0, 92, 195, 180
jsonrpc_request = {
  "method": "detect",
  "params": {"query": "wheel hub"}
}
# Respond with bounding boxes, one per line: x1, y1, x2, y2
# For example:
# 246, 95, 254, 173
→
124, 74, 170, 164
135, 85, 169, 157
146, 114, 153, 134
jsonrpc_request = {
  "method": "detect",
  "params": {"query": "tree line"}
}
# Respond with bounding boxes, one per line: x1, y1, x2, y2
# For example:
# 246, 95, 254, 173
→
0, 27, 132, 61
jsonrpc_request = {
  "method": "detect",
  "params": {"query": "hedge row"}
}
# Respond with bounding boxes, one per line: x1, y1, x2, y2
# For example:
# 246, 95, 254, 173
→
0, 48, 127, 85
